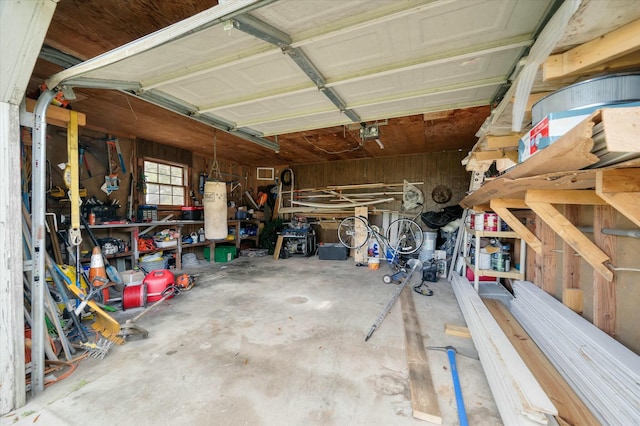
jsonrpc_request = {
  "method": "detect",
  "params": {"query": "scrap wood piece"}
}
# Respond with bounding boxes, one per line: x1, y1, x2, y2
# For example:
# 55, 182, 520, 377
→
291, 197, 394, 209
444, 324, 471, 339
484, 299, 599, 426
400, 286, 442, 424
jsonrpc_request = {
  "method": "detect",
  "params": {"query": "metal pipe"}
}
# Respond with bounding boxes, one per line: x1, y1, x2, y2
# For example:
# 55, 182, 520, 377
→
577, 227, 640, 239
30, 89, 56, 394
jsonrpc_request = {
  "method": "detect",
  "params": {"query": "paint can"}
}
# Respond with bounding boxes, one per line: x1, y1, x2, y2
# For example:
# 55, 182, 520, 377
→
474, 213, 485, 231
122, 284, 147, 310
484, 213, 498, 232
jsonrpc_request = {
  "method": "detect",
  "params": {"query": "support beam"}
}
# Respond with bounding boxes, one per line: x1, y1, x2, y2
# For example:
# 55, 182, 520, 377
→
596, 169, 640, 227
543, 18, 640, 80
593, 206, 617, 336
525, 190, 607, 205
0, 103, 26, 415
525, 197, 613, 282
562, 205, 581, 309
25, 98, 87, 126
490, 199, 542, 255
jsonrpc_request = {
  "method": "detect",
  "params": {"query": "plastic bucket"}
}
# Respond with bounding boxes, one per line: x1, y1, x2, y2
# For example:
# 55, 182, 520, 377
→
418, 232, 437, 262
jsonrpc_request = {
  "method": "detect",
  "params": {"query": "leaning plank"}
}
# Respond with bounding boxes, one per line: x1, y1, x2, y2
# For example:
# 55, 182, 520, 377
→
399, 286, 442, 424
484, 299, 599, 426
450, 274, 557, 425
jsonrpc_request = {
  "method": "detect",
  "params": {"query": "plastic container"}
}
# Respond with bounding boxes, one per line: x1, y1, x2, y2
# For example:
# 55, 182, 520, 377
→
181, 206, 204, 220
139, 256, 168, 273
214, 246, 237, 262
367, 240, 380, 270
143, 269, 175, 302
318, 244, 349, 260
418, 231, 437, 262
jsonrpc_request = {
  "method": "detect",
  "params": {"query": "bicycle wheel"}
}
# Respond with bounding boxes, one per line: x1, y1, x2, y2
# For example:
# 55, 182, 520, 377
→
338, 216, 371, 249
386, 218, 424, 254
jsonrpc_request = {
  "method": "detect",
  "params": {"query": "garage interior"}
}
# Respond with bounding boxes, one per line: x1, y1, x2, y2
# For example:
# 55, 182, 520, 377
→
1, 0, 640, 425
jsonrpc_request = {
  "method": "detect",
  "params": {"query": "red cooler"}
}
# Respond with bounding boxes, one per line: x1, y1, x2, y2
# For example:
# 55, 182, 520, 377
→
143, 269, 175, 302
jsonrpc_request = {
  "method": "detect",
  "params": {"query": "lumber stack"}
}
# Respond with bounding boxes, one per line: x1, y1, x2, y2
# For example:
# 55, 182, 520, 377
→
511, 281, 640, 424
450, 274, 557, 425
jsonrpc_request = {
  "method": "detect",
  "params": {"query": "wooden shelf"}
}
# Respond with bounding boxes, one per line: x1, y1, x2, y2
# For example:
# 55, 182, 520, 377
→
464, 258, 525, 279
465, 227, 519, 238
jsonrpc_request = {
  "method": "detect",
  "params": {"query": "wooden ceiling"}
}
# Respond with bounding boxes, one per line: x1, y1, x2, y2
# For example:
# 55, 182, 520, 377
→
29, 0, 492, 166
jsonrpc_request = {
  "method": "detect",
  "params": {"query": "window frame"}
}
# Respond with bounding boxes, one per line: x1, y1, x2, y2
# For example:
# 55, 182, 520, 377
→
142, 157, 188, 207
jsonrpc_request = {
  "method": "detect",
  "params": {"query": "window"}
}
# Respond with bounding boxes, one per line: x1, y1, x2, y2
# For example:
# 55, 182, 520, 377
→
143, 159, 186, 206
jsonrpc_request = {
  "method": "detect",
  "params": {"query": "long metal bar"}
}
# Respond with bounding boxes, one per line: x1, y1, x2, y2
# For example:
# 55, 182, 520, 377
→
232, 13, 361, 123
30, 89, 56, 394
45, 0, 276, 89
365, 259, 422, 341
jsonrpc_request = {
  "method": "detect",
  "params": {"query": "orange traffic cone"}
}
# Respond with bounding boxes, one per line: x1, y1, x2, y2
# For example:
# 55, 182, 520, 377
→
88, 246, 110, 302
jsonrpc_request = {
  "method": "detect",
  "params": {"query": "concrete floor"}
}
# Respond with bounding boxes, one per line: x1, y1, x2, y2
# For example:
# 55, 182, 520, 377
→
4, 256, 501, 426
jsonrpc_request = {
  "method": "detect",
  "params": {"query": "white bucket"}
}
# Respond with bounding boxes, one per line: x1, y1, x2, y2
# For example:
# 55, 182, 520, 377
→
479, 249, 492, 270
418, 231, 437, 262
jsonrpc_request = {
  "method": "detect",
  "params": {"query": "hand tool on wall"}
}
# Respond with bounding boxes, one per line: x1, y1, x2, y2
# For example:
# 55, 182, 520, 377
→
365, 258, 422, 341
426, 345, 478, 426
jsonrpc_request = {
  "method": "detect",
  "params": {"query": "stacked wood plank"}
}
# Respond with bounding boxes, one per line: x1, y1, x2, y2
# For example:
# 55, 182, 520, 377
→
450, 274, 557, 425
279, 181, 422, 215
511, 280, 640, 424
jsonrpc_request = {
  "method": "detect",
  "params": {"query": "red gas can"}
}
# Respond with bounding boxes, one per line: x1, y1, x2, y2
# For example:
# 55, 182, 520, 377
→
143, 269, 175, 302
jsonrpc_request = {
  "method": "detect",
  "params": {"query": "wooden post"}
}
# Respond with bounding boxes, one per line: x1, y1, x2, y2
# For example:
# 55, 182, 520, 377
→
562, 205, 582, 312
354, 206, 368, 264
593, 206, 616, 336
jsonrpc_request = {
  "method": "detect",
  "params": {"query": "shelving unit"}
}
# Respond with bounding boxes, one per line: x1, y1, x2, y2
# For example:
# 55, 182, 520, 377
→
464, 226, 526, 291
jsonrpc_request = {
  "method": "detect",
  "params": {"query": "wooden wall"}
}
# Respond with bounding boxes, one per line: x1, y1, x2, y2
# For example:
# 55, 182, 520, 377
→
290, 151, 470, 213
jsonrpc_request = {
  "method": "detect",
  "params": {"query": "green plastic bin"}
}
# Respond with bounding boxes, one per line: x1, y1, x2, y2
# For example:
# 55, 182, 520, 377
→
214, 246, 237, 262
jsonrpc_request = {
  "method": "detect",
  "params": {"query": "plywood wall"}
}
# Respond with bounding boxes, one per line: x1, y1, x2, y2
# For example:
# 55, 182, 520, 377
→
290, 151, 470, 213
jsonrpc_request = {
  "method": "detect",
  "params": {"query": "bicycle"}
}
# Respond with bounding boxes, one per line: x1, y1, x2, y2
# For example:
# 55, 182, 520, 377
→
337, 216, 424, 283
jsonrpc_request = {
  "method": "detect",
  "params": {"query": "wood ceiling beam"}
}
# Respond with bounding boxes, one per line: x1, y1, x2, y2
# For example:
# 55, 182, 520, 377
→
25, 98, 86, 126
543, 18, 640, 81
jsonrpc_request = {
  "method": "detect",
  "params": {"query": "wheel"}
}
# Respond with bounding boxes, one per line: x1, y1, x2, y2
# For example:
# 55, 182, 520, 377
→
383, 275, 393, 284
386, 218, 424, 254
337, 216, 370, 249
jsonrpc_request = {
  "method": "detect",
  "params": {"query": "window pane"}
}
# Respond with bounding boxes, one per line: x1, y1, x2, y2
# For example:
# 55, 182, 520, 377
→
159, 184, 172, 195
147, 183, 159, 194
158, 164, 170, 175
143, 160, 186, 206
144, 162, 157, 173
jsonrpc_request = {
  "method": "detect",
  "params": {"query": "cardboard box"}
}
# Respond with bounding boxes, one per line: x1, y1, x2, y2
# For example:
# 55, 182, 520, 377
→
519, 101, 640, 163
227, 207, 237, 220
